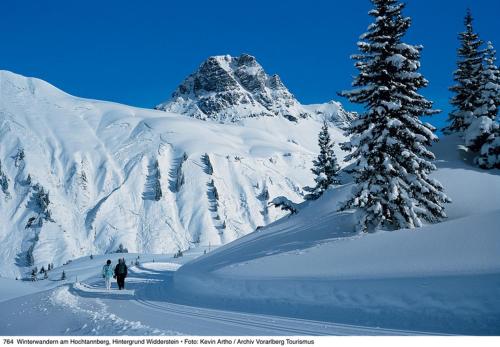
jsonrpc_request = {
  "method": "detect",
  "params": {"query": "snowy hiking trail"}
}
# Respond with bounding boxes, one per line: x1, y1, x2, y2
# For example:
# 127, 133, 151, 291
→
68, 263, 432, 336
0, 260, 437, 336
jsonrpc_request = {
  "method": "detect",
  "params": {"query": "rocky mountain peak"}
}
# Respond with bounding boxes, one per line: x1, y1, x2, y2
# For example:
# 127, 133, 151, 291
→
156, 54, 307, 123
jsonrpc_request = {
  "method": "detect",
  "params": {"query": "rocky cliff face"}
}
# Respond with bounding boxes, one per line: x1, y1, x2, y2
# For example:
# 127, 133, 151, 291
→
156, 54, 354, 125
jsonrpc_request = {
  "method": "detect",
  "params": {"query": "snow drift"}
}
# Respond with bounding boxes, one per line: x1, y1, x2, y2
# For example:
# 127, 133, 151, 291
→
173, 135, 500, 335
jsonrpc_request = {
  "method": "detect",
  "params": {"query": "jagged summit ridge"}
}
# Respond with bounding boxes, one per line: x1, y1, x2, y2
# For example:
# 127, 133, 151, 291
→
156, 54, 355, 124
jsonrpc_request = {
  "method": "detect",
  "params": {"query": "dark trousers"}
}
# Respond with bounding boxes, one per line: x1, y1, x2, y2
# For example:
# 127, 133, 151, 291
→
116, 275, 126, 290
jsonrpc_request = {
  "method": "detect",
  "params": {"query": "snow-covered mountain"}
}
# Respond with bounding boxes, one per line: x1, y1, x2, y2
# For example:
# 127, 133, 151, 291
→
156, 54, 355, 126
0, 69, 349, 278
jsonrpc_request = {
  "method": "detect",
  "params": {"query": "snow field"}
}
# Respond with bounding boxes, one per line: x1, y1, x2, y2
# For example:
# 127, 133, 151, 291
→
172, 136, 500, 335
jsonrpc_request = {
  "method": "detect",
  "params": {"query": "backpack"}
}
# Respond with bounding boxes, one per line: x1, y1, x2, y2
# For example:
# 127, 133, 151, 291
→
116, 262, 127, 276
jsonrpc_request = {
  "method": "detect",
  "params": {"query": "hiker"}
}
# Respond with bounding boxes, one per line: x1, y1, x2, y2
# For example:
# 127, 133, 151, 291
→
102, 259, 114, 290
114, 258, 128, 290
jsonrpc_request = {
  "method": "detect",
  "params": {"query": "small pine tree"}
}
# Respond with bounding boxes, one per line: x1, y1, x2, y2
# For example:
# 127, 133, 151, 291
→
14, 148, 25, 168
465, 41, 500, 154
477, 131, 500, 169
479, 42, 500, 118
39, 266, 45, 274
0, 160, 9, 196
153, 160, 162, 201
339, 0, 450, 232
445, 9, 485, 134
202, 153, 214, 175
26, 246, 35, 267
29, 184, 53, 222
61, 271, 66, 281
116, 243, 129, 253
304, 120, 340, 200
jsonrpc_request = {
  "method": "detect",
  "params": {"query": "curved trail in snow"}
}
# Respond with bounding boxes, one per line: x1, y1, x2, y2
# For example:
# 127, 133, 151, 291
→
66, 263, 435, 336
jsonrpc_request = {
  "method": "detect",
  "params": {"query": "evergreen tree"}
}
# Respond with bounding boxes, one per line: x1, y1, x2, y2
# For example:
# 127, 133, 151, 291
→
116, 243, 128, 253
153, 160, 162, 201
339, 0, 450, 232
305, 120, 340, 200
480, 42, 500, 117
465, 41, 500, 152
444, 10, 484, 134
26, 245, 35, 267
44, 271, 48, 280
0, 160, 10, 197
29, 184, 53, 222
477, 134, 500, 169
202, 153, 214, 175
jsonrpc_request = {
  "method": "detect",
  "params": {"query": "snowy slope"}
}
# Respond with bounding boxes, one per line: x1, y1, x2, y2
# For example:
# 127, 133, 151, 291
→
0, 70, 349, 278
0, 137, 497, 335
0, 251, 426, 336
173, 135, 500, 335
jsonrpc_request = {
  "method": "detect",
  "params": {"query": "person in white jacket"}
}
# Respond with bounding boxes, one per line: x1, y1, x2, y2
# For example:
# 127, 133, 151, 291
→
101, 259, 114, 290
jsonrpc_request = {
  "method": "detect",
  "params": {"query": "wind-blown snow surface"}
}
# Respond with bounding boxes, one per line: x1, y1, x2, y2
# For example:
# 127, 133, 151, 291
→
174, 135, 500, 335
0, 251, 421, 336
0, 70, 347, 278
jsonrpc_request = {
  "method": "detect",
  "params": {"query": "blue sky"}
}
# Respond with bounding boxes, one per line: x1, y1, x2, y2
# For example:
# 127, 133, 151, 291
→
1, 0, 499, 130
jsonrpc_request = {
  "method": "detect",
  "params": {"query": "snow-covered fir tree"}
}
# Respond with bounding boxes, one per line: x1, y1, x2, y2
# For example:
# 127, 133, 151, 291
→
28, 184, 53, 223
480, 42, 500, 116
152, 160, 162, 201
0, 160, 10, 198
26, 245, 35, 267
477, 135, 500, 169
475, 42, 500, 169
465, 41, 500, 153
444, 10, 484, 134
202, 153, 214, 175
305, 120, 340, 200
339, 0, 450, 232
116, 243, 128, 253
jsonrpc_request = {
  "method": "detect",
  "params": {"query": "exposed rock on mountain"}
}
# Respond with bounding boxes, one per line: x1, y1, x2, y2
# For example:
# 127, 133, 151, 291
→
156, 54, 355, 125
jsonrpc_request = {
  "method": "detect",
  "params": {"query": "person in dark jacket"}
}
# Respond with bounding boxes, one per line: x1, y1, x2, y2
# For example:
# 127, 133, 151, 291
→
114, 258, 128, 290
